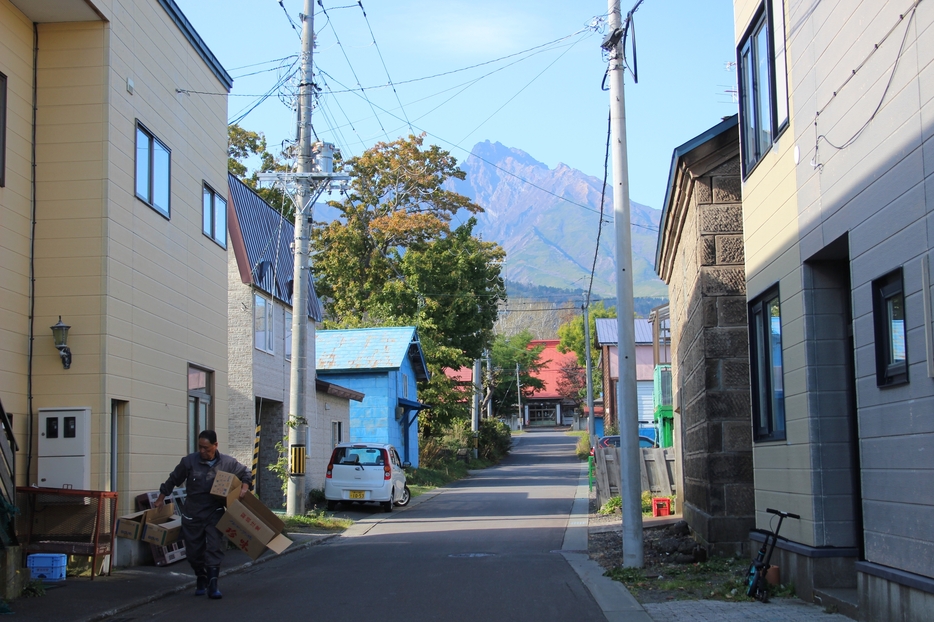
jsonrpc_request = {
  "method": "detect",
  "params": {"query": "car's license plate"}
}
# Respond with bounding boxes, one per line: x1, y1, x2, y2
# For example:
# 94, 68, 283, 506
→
349, 490, 365, 500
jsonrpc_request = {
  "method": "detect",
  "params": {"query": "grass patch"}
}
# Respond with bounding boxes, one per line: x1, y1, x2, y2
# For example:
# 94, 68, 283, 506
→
604, 555, 789, 602
21, 579, 46, 598
282, 509, 352, 533
567, 430, 592, 459
406, 457, 493, 496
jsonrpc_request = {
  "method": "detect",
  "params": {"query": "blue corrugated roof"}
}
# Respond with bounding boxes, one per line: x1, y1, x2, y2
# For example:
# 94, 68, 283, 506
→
595, 318, 653, 345
228, 173, 322, 321
316, 327, 429, 380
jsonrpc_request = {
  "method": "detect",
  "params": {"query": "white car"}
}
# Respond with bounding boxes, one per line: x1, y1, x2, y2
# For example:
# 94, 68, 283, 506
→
324, 443, 411, 512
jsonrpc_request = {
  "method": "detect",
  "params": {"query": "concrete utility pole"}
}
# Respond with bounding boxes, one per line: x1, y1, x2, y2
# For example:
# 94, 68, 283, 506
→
472, 359, 481, 433
605, 0, 643, 567
259, 0, 348, 516
516, 362, 522, 426
583, 303, 596, 446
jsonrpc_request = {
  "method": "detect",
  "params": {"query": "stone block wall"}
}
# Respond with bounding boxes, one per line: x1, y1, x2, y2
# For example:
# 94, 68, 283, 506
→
662, 149, 755, 557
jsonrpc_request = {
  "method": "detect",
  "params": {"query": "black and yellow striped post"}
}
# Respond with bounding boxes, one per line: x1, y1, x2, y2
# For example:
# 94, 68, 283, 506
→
252, 425, 261, 484
290, 444, 306, 476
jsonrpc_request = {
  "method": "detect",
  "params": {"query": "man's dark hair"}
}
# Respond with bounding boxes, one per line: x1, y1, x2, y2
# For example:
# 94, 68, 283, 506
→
198, 430, 218, 444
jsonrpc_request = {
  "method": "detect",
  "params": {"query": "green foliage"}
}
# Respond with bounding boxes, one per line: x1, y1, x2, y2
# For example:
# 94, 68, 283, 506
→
486, 331, 545, 417
282, 510, 351, 532
268, 435, 290, 495
478, 419, 511, 462
599, 495, 622, 515
556, 301, 616, 366
22, 579, 46, 598
227, 123, 292, 219
569, 430, 591, 459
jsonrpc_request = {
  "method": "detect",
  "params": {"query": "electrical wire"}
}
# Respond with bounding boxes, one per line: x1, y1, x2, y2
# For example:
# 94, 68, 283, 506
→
278, 0, 302, 39
586, 109, 612, 306
356, 1, 414, 134
317, 0, 390, 141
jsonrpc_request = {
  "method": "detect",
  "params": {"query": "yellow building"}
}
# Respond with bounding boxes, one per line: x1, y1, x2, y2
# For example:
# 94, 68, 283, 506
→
735, 1, 934, 619
0, 0, 230, 519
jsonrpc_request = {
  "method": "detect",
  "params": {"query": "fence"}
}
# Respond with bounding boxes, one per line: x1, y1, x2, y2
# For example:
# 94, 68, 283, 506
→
594, 445, 677, 510
15, 487, 118, 579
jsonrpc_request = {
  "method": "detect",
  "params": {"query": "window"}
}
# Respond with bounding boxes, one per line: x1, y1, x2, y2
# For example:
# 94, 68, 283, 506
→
202, 183, 227, 247
873, 268, 907, 386
188, 365, 214, 453
331, 421, 342, 448
401, 372, 409, 398
0, 72, 6, 187
749, 286, 785, 441
135, 122, 171, 217
254, 293, 274, 353
284, 311, 293, 360
737, 0, 788, 175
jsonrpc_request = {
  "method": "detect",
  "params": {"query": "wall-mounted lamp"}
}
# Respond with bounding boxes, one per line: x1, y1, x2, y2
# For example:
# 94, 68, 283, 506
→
50, 316, 71, 369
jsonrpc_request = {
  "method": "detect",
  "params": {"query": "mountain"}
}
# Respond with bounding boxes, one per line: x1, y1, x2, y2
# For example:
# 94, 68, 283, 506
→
447, 141, 668, 299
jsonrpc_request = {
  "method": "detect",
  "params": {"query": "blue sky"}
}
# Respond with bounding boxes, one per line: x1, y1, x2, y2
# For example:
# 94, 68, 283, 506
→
175, 0, 736, 208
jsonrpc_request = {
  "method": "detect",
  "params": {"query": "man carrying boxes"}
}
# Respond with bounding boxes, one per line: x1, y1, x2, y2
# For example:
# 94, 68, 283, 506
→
155, 430, 251, 600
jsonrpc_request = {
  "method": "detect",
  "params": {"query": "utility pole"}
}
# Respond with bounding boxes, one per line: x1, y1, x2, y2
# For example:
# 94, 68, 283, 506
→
515, 362, 522, 427
583, 303, 596, 446
605, 0, 643, 567
486, 350, 493, 420
472, 359, 481, 433
259, 0, 348, 516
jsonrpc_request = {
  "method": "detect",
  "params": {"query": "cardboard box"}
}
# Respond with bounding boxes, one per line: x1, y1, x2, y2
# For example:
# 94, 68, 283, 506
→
142, 515, 182, 547
211, 472, 292, 560
116, 503, 175, 540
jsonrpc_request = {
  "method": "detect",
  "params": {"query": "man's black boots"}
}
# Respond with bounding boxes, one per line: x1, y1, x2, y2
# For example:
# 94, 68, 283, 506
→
207, 566, 222, 599
195, 567, 208, 596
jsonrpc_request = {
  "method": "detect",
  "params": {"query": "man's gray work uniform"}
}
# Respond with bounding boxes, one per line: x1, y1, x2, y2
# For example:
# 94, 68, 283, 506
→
159, 452, 252, 569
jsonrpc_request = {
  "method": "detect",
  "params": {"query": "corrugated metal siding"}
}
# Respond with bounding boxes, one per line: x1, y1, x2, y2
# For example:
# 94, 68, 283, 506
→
228, 173, 322, 321
595, 318, 653, 345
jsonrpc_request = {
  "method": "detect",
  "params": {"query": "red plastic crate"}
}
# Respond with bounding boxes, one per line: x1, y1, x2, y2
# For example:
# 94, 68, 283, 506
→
652, 497, 671, 517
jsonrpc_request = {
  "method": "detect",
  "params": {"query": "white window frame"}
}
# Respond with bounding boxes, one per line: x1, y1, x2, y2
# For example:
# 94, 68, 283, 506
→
254, 293, 274, 353
285, 311, 293, 360
202, 183, 227, 248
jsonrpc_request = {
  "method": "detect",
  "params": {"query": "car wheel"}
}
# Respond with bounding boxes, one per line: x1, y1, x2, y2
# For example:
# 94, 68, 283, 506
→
326, 500, 337, 511
395, 485, 411, 507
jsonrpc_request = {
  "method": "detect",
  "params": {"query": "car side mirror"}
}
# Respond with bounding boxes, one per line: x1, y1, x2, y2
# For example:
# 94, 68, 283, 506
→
403, 462, 411, 468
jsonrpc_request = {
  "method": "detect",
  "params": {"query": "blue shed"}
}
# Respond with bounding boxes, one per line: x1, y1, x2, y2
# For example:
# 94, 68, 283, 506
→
316, 327, 429, 467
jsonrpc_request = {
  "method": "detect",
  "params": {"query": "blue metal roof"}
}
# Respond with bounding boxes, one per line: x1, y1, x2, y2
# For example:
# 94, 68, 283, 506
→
316, 327, 429, 380
227, 173, 323, 321
595, 318, 653, 345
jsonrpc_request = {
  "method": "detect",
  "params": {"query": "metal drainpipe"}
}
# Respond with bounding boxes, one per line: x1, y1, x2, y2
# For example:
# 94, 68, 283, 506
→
25, 23, 39, 485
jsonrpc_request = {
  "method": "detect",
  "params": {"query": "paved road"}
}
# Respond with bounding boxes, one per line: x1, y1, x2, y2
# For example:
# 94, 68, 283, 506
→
120, 431, 617, 621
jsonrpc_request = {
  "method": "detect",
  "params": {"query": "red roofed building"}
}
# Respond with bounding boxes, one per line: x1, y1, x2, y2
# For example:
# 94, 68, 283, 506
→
523, 339, 582, 427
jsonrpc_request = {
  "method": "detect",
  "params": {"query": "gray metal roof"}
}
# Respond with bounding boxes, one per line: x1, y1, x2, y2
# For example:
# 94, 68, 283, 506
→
228, 173, 323, 321
595, 318, 653, 345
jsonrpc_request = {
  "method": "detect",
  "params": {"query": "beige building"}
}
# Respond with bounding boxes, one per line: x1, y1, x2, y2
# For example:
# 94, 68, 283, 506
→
735, 0, 934, 619
227, 174, 356, 508
0, 0, 230, 516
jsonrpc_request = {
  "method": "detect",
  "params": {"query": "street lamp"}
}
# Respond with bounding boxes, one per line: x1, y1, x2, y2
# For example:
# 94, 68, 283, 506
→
50, 316, 71, 369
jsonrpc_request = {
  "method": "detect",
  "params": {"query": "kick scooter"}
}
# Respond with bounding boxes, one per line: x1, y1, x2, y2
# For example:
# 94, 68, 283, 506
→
746, 507, 799, 602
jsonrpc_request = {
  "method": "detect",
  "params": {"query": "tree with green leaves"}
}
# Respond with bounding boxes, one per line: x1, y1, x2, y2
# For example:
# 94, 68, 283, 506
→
309, 135, 505, 429
483, 331, 545, 419
227, 123, 292, 218
556, 301, 615, 397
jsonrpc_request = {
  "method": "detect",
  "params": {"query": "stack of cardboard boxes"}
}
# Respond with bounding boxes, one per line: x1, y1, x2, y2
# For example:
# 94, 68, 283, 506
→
115, 472, 292, 563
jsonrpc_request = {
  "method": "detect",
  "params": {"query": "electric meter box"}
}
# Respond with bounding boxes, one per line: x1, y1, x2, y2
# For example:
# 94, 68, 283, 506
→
37, 407, 91, 490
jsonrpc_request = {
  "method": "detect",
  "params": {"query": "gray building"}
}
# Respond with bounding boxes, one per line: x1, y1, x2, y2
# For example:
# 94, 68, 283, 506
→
733, 1, 934, 619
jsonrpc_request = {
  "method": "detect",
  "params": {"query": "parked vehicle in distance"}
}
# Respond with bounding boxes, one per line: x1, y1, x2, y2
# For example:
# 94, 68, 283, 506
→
324, 443, 410, 512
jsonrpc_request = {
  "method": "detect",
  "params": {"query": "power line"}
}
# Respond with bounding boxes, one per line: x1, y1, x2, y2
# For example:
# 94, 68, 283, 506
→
316, 0, 390, 141
356, 1, 413, 135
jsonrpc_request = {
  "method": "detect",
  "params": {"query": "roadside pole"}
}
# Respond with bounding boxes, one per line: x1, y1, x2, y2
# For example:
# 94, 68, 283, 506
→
606, 0, 644, 567
583, 303, 596, 446
259, 0, 348, 516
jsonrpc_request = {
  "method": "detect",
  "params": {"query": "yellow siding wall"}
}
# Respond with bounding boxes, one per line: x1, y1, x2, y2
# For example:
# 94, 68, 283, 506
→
734, 0, 814, 545
1, 0, 228, 513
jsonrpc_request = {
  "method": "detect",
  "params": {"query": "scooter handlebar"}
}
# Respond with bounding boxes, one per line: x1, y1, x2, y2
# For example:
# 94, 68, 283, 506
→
766, 507, 801, 520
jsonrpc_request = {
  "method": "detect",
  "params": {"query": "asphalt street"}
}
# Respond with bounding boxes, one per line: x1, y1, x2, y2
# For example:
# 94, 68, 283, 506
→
119, 431, 616, 621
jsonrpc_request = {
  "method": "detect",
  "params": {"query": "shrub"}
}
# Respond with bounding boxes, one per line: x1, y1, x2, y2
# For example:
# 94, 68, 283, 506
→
478, 419, 511, 462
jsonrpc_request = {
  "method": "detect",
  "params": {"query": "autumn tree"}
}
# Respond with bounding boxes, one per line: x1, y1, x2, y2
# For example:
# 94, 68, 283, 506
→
227, 123, 291, 217
310, 135, 505, 428
556, 301, 616, 397
555, 358, 587, 409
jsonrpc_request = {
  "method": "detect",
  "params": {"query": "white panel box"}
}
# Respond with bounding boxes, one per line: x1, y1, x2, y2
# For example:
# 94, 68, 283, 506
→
38, 407, 91, 489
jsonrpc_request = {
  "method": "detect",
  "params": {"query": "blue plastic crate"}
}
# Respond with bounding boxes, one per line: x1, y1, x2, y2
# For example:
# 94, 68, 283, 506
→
27, 554, 67, 581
